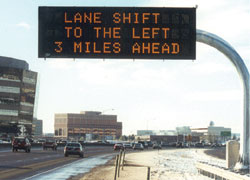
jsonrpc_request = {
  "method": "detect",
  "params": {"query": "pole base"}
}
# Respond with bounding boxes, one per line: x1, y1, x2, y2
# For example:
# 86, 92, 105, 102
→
234, 162, 249, 173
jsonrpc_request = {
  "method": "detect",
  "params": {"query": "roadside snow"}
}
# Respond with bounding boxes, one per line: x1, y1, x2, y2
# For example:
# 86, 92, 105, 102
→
150, 148, 226, 180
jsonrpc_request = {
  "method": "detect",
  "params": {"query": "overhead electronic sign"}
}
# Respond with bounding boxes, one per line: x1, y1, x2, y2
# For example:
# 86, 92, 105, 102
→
39, 7, 196, 59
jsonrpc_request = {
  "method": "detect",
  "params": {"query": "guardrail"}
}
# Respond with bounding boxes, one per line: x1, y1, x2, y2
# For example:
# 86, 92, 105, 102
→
196, 162, 250, 180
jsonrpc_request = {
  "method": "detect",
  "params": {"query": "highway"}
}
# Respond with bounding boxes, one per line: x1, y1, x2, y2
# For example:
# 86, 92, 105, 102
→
0, 145, 115, 180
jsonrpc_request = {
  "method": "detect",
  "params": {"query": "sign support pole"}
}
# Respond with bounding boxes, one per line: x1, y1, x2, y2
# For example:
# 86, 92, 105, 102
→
196, 29, 250, 169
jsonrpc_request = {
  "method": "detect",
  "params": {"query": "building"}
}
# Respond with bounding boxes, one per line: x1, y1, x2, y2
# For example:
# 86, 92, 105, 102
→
32, 119, 43, 137
191, 121, 232, 143
176, 126, 191, 135
54, 111, 122, 140
0, 56, 38, 137
137, 130, 154, 136
137, 130, 177, 136
206, 125, 231, 143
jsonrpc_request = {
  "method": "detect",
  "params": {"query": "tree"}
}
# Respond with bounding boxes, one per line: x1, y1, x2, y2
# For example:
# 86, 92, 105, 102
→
120, 135, 128, 141
128, 134, 135, 141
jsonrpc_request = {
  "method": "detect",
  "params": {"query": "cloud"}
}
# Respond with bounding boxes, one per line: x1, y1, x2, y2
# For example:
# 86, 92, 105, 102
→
16, 22, 31, 30
184, 89, 241, 102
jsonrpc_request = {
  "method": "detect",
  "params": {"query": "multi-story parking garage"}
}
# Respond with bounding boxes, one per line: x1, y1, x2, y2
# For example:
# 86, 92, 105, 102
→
0, 56, 38, 137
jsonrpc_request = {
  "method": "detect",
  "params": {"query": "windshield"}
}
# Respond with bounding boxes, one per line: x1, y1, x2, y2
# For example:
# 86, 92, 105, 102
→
14, 139, 25, 143
0, 0, 248, 180
67, 143, 80, 147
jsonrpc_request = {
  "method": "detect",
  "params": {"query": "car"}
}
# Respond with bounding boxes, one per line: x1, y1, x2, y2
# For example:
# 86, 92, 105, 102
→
138, 141, 148, 149
195, 142, 205, 148
37, 139, 46, 144
123, 143, 132, 149
211, 143, 222, 148
133, 143, 144, 150
64, 142, 84, 158
43, 139, 57, 150
147, 141, 153, 147
12, 137, 31, 153
114, 143, 124, 150
153, 143, 162, 149
0, 138, 11, 143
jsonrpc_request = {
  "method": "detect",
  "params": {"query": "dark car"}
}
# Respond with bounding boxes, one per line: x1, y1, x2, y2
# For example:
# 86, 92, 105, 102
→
195, 142, 205, 148
211, 143, 222, 148
12, 137, 31, 153
64, 142, 84, 158
43, 139, 57, 150
114, 143, 124, 150
147, 141, 153, 147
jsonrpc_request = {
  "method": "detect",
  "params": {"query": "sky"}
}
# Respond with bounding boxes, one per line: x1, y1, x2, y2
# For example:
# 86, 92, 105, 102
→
0, 0, 249, 135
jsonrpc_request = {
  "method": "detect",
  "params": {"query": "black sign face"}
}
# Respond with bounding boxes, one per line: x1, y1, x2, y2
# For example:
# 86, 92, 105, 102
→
39, 7, 196, 59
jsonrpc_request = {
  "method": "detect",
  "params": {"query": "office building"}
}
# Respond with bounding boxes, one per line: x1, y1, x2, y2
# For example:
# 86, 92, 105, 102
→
0, 56, 38, 136
54, 111, 122, 139
32, 119, 43, 136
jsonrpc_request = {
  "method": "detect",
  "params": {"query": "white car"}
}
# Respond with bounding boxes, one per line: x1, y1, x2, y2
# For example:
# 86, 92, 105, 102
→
133, 143, 144, 150
123, 143, 132, 149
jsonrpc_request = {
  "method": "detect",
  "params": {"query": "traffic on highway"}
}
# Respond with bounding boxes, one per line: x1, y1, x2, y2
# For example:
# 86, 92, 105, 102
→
0, 141, 115, 180
0, 139, 224, 179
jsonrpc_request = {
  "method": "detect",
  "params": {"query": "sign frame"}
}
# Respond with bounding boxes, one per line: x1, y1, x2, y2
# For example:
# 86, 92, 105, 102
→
39, 6, 196, 60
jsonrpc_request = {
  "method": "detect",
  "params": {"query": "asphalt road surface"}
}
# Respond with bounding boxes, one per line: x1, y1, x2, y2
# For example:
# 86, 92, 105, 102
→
0, 145, 115, 180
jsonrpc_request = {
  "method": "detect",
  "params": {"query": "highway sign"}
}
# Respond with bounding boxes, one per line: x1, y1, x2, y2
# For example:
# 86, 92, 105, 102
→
221, 131, 231, 137
39, 7, 196, 59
